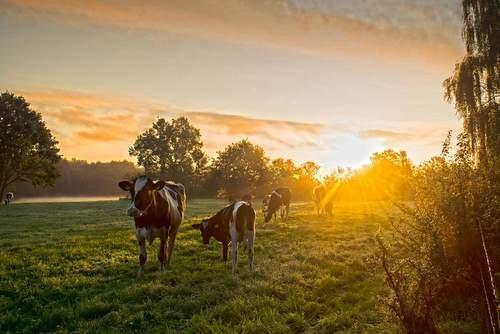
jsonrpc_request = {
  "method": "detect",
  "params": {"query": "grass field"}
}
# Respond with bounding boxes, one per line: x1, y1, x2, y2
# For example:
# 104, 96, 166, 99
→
0, 199, 398, 333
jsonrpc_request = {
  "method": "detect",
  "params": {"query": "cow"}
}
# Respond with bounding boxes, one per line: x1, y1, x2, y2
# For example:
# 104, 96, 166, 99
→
313, 185, 325, 215
263, 187, 291, 223
4, 192, 13, 205
262, 194, 271, 217
118, 176, 186, 278
192, 201, 255, 274
313, 185, 333, 216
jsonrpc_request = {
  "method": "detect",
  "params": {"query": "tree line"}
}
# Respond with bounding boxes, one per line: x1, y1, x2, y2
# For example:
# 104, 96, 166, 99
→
0, 93, 414, 202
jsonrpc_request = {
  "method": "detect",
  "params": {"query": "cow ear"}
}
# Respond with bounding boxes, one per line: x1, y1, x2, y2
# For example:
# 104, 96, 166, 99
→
118, 181, 133, 191
153, 181, 166, 190
192, 223, 202, 230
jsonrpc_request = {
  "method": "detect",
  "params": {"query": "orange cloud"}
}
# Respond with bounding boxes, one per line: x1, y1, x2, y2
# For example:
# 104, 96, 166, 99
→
3, 0, 463, 67
18, 88, 329, 161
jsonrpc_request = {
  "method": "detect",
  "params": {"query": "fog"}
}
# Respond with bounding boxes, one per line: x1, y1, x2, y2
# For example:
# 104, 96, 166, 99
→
14, 196, 121, 204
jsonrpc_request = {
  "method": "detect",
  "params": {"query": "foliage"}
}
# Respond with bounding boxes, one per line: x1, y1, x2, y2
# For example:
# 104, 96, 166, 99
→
378, 1, 500, 332
0, 200, 397, 333
378, 133, 500, 333
129, 117, 208, 193
0, 92, 60, 200
319, 150, 414, 204
210, 139, 271, 199
443, 0, 499, 159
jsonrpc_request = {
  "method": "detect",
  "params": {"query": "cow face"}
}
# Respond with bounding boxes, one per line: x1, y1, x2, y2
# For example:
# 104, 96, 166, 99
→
192, 219, 214, 245
118, 176, 165, 218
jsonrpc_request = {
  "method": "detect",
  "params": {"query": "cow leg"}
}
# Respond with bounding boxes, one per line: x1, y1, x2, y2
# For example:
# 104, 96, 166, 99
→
137, 239, 147, 278
222, 241, 229, 264
230, 226, 238, 274
158, 238, 167, 272
166, 231, 177, 265
247, 231, 254, 272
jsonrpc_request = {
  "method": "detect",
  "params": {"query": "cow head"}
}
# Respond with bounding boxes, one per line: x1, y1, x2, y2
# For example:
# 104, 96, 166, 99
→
118, 176, 165, 218
192, 219, 218, 245
264, 192, 282, 222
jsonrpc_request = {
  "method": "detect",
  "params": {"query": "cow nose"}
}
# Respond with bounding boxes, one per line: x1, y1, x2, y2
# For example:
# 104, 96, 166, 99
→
127, 207, 140, 217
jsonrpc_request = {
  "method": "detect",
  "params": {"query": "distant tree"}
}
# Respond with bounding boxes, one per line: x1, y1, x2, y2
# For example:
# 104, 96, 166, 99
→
129, 117, 208, 190
0, 92, 60, 200
211, 139, 270, 199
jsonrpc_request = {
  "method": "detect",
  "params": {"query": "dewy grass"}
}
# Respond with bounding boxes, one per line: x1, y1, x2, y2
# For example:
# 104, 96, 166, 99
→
0, 199, 398, 333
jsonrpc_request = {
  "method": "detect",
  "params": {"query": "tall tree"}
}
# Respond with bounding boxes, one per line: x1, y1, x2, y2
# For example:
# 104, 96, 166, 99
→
211, 139, 270, 199
129, 117, 208, 190
0, 92, 61, 200
443, 0, 499, 159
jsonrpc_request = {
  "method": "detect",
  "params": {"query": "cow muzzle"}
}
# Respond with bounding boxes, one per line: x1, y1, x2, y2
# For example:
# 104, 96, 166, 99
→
127, 206, 141, 217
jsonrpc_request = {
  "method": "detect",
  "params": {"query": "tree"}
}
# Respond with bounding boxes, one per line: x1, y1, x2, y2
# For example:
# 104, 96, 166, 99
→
210, 139, 270, 199
129, 117, 208, 191
378, 1, 499, 331
443, 0, 499, 159
0, 92, 61, 200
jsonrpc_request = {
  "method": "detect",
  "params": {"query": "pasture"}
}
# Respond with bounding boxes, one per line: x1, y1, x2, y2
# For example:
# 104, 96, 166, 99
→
0, 199, 398, 333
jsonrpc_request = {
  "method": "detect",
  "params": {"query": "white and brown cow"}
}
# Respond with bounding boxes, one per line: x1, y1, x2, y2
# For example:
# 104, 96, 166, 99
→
4, 192, 14, 205
192, 201, 255, 274
264, 187, 291, 223
118, 176, 186, 277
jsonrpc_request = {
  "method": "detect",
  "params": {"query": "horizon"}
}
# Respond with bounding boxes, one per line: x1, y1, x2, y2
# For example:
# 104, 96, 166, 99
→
1, 0, 464, 171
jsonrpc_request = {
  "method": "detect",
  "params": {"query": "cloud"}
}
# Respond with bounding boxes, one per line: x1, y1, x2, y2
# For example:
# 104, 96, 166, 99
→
3, 0, 463, 66
18, 88, 329, 161
358, 125, 456, 162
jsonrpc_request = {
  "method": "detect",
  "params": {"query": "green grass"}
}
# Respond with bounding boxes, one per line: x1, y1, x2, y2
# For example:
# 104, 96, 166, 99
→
0, 199, 398, 333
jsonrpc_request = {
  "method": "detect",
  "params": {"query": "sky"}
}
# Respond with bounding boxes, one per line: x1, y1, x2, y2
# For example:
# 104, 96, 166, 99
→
0, 0, 464, 172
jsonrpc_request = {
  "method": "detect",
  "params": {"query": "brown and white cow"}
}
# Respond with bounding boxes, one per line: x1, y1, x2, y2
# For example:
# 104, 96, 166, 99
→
192, 201, 255, 274
264, 187, 291, 223
4, 192, 13, 205
118, 176, 186, 277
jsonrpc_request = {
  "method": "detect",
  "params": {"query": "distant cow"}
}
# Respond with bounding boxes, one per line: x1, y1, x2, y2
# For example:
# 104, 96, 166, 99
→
262, 194, 271, 217
4, 192, 13, 205
313, 185, 333, 216
192, 201, 255, 274
118, 176, 186, 277
264, 187, 291, 223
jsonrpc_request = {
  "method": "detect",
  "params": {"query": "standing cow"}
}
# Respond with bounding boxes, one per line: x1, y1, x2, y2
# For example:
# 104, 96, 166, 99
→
264, 187, 291, 223
4, 192, 14, 205
192, 201, 255, 274
313, 185, 333, 216
118, 176, 186, 277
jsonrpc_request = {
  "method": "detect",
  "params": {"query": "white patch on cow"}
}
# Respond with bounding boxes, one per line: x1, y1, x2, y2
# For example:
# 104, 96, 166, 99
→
134, 176, 148, 193
202, 220, 209, 229
232, 201, 246, 223
158, 182, 183, 229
